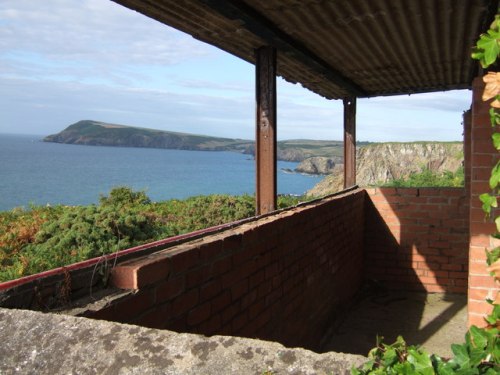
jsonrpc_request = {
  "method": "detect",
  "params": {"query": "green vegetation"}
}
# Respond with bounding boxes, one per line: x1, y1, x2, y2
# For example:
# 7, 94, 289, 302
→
277, 139, 345, 159
384, 167, 464, 188
353, 330, 499, 375
0, 187, 305, 282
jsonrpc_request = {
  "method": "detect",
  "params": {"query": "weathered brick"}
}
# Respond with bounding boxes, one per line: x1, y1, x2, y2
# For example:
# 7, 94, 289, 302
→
186, 265, 211, 289
232, 312, 249, 332
111, 256, 170, 289
112, 290, 155, 322
133, 303, 171, 329
155, 276, 185, 302
230, 279, 248, 301
187, 301, 211, 326
211, 257, 232, 277
211, 290, 231, 313
172, 288, 199, 316
221, 304, 239, 324
169, 248, 200, 273
198, 313, 222, 335
199, 241, 223, 261
200, 280, 221, 302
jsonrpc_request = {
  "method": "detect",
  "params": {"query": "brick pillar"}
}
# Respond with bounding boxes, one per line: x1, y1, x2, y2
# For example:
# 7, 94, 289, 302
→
468, 76, 500, 327
463, 109, 471, 200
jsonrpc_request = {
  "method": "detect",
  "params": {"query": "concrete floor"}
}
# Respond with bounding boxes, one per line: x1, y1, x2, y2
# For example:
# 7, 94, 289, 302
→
322, 287, 467, 358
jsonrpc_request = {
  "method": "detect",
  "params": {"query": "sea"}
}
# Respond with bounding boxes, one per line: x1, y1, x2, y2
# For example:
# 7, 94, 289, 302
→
0, 133, 323, 212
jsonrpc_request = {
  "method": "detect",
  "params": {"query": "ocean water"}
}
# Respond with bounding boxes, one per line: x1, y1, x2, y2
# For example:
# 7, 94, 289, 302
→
0, 133, 323, 211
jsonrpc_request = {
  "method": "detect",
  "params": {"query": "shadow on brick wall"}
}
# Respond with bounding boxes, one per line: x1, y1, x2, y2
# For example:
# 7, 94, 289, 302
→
323, 188, 467, 355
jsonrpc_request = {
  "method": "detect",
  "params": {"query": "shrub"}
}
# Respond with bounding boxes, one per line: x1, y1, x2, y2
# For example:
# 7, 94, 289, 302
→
384, 167, 464, 188
0, 187, 307, 281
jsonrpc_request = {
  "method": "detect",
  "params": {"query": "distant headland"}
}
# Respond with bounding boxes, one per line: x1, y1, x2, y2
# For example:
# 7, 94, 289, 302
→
44, 121, 463, 182
43, 120, 348, 162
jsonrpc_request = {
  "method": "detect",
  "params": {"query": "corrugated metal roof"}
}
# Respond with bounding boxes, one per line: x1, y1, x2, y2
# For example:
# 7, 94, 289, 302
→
112, 0, 497, 99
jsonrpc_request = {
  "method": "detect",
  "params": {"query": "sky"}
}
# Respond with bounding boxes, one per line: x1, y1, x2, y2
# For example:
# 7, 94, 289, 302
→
0, 0, 472, 142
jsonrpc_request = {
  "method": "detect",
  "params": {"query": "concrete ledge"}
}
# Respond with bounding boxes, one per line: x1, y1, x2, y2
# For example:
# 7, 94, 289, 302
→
0, 308, 365, 374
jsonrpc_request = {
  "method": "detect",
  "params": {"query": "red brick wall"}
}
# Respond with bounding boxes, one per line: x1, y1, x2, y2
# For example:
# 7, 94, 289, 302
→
364, 187, 469, 293
83, 189, 365, 351
468, 77, 500, 327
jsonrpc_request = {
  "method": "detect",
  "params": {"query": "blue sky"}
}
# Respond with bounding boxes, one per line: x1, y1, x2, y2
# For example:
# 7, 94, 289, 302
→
0, 0, 471, 141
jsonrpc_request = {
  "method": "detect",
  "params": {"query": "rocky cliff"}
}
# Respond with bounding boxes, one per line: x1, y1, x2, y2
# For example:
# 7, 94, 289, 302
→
294, 156, 340, 175
307, 142, 463, 197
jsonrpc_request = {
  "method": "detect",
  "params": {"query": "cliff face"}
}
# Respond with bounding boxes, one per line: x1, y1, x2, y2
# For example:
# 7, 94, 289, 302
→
294, 156, 340, 175
307, 142, 463, 197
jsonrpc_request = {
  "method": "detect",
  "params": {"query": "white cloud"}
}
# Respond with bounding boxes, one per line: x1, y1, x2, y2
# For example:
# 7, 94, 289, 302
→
0, 0, 214, 83
0, 1, 472, 142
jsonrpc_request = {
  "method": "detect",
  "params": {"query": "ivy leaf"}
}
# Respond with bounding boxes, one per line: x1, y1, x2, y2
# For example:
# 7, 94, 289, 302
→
485, 368, 499, 375
489, 107, 500, 126
480, 193, 497, 215
468, 326, 488, 349
451, 343, 471, 368
492, 332, 500, 363
406, 348, 434, 375
465, 326, 488, 366
435, 360, 457, 375
391, 362, 416, 374
477, 33, 500, 67
489, 161, 500, 189
486, 247, 500, 266
382, 347, 398, 367
493, 133, 500, 150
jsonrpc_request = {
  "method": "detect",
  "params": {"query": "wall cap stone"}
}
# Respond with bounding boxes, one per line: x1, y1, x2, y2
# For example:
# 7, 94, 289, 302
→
0, 307, 365, 374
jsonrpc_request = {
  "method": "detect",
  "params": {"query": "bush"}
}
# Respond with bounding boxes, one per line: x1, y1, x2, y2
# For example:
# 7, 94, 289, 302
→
0, 188, 160, 281
0, 187, 307, 281
385, 167, 464, 188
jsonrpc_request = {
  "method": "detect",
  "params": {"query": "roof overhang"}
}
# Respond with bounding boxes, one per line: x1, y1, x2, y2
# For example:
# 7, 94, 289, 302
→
112, 0, 498, 99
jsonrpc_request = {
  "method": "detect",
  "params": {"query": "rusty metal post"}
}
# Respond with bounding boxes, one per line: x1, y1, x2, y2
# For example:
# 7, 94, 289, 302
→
255, 46, 277, 215
343, 97, 356, 188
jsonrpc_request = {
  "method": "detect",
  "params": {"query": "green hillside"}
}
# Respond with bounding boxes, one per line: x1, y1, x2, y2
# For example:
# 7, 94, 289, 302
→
43, 120, 352, 162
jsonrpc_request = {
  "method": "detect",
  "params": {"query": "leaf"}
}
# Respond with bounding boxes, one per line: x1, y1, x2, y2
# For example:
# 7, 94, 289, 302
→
451, 343, 471, 367
406, 348, 434, 375
480, 193, 497, 215
485, 368, 499, 375
472, 48, 484, 61
487, 259, 500, 278
483, 73, 500, 102
493, 134, 500, 151
477, 34, 500, 67
391, 362, 416, 374
489, 161, 500, 189
435, 360, 457, 375
382, 347, 398, 367
486, 247, 500, 266
468, 326, 488, 349
489, 108, 500, 126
